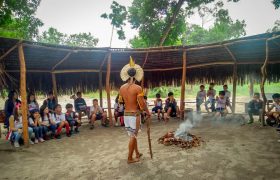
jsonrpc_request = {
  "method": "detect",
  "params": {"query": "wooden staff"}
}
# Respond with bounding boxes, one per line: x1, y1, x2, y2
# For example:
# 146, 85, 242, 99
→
18, 43, 29, 146
146, 116, 153, 159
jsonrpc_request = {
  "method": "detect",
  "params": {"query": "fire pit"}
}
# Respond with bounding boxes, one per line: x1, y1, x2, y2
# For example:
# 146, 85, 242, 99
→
158, 131, 203, 149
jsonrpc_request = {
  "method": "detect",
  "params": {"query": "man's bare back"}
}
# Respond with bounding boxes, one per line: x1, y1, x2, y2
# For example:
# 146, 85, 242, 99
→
120, 82, 142, 112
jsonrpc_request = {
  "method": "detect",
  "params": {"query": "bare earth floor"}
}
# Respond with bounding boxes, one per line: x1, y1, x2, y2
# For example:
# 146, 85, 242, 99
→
0, 116, 280, 180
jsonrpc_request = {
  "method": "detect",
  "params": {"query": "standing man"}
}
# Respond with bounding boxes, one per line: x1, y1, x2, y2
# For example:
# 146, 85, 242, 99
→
119, 57, 151, 164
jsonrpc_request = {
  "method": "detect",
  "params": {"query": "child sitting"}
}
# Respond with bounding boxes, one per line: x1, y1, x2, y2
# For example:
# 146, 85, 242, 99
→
205, 83, 216, 112
114, 95, 124, 126
27, 92, 39, 112
152, 93, 164, 121
267, 93, 280, 129
89, 99, 107, 129
164, 92, 180, 122
74, 92, 88, 121
43, 91, 57, 113
51, 104, 71, 139
247, 93, 263, 124
40, 105, 56, 139
65, 103, 81, 133
215, 91, 227, 118
29, 109, 45, 143
196, 85, 206, 113
8, 105, 34, 147
223, 84, 233, 112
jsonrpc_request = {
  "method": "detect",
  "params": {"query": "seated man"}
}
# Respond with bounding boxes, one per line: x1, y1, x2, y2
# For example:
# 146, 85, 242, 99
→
152, 93, 164, 121
114, 95, 125, 126
164, 92, 180, 122
89, 99, 107, 129
65, 103, 82, 133
267, 93, 280, 129
247, 93, 263, 124
74, 92, 88, 121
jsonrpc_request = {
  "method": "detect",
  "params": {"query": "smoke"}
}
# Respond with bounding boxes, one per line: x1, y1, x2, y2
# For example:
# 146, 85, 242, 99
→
174, 112, 203, 141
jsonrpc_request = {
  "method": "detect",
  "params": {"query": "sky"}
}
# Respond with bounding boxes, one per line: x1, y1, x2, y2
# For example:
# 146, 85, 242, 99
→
35, 0, 280, 48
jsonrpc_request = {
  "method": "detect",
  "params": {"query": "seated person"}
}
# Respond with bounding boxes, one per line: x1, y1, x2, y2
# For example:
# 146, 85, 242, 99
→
164, 92, 180, 122
74, 92, 88, 121
27, 92, 39, 112
8, 105, 34, 148
196, 85, 206, 113
4, 90, 21, 128
247, 93, 263, 124
223, 84, 233, 112
43, 91, 57, 113
89, 99, 107, 129
152, 93, 164, 121
114, 95, 124, 126
51, 104, 71, 139
29, 109, 44, 143
267, 93, 280, 129
40, 105, 56, 139
215, 91, 227, 118
141, 96, 149, 123
205, 83, 216, 112
65, 103, 82, 133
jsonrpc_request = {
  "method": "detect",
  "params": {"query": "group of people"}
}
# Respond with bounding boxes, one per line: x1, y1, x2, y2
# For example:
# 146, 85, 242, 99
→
4, 90, 108, 148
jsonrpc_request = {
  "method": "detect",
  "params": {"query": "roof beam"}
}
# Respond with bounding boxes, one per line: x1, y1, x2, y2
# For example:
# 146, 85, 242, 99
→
0, 40, 22, 61
51, 52, 72, 71
224, 45, 237, 62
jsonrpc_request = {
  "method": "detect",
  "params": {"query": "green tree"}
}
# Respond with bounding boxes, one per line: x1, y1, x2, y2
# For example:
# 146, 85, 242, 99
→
267, 20, 280, 32
37, 27, 99, 47
272, 0, 280, 9
0, 0, 43, 39
101, 1, 127, 46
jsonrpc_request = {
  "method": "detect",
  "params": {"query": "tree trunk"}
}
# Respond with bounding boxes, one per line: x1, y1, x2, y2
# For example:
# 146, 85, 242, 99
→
159, 0, 185, 46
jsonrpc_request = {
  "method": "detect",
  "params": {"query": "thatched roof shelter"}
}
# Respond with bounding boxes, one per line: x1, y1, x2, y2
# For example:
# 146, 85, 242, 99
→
0, 31, 279, 94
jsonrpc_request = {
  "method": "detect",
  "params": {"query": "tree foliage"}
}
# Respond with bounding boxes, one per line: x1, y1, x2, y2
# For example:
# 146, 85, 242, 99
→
0, 0, 43, 39
267, 20, 280, 33
37, 27, 99, 47
101, 1, 127, 40
272, 0, 280, 9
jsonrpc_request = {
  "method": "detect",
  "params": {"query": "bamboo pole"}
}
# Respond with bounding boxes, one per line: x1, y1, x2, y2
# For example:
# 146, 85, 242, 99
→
99, 71, 103, 107
106, 53, 113, 126
51, 73, 58, 103
18, 43, 29, 146
180, 50, 187, 119
232, 64, 237, 113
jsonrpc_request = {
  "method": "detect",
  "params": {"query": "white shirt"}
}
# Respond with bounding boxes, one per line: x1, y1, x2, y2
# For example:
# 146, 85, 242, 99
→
273, 103, 280, 112
207, 89, 216, 100
51, 113, 66, 124
90, 106, 103, 114
15, 116, 23, 129
197, 90, 206, 101
225, 90, 231, 100
216, 98, 227, 109
42, 115, 51, 126
114, 103, 124, 112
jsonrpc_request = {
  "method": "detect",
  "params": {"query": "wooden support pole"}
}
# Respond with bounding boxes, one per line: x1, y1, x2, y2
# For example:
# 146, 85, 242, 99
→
249, 75, 254, 98
99, 71, 103, 107
18, 43, 29, 146
180, 50, 187, 119
232, 64, 237, 113
51, 73, 58, 103
106, 53, 113, 125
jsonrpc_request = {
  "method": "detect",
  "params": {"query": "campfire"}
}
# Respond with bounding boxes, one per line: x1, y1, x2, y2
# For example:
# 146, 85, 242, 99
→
158, 131, 203, 149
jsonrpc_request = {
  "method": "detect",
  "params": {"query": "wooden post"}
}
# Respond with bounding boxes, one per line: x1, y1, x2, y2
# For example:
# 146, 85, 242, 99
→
18, 43, 29, 146
232, 64, 237, 113
249, 75, 254, 98
99, 71, 103, 107
106, 53, 113, 125
180, 50, 187, 119
51, 73, 58, 103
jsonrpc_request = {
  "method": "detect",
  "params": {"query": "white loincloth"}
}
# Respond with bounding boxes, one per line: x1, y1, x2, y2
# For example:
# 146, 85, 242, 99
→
124, 116, 138, 137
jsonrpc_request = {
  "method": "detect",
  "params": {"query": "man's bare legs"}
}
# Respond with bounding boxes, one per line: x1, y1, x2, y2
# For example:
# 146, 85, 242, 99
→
90, 114, 96, 129
127, 116, 141, 163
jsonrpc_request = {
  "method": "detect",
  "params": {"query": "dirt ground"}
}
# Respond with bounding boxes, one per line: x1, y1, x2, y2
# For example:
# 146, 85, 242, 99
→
0, 114, 280, 180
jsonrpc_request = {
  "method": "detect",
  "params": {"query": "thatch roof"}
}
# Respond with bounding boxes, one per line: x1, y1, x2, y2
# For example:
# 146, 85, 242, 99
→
0, 31, 279, 93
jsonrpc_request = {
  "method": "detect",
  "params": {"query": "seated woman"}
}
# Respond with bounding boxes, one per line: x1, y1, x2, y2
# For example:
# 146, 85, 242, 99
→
152, 93, 164, 121
8, 105, 34, 148
89, 99, 107, 129
40, 105, 56, 139
51, 104, 71, 139
29, 109, 45, 143
4, 90, 21, 128
65, 103, 82, 133
267, 93, 280, 129
114, 95, 124, 126
247, 93, 263, 124
28, 92, 39, 112
164, 92, 180, 122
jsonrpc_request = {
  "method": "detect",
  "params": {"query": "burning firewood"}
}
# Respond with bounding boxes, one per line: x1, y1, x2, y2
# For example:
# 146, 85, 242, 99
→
158, 131, 203, 149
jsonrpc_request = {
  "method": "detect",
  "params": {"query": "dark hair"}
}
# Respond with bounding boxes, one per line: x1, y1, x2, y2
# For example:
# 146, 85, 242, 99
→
156, 93, 161, 98
30, 109, 40, 120
66, 103, 73, 109
219, 91, 225, 96
54, 104, 61, 110
168, 92, 174, 97
8, 90, 17, 100
272, 93, 280, 99
200, 85, 205, 88
210, 82, 215, 86
115, 94, 119, 103
254, 92, 260, 97
144, 96, 147, 100
40, 104, 50, 119
27, 92, 37, 104
93, 99, 98, 102
76, 92, 82, 96
223, 84, 228, 88
48, 91, 53, 95
127, 68, 136, 77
